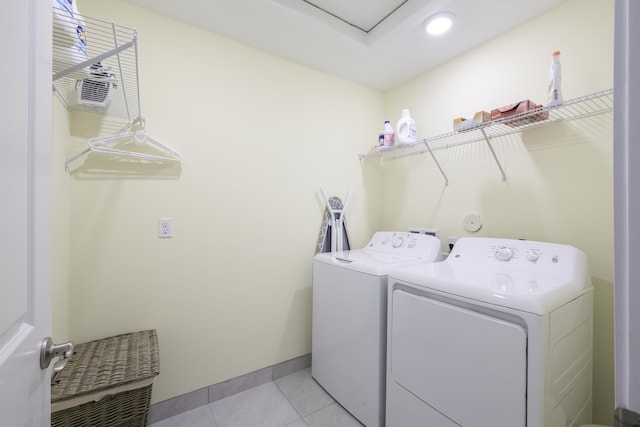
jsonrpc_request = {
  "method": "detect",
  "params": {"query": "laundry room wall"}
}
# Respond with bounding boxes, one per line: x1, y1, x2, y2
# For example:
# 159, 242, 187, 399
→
57, 0, 383, 404
51, 97, 72, 343
380, 0, 614, 423
53, 0, 617, 422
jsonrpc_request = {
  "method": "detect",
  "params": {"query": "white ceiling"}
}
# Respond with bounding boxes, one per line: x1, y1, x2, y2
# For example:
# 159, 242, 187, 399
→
122, 0, 569, 91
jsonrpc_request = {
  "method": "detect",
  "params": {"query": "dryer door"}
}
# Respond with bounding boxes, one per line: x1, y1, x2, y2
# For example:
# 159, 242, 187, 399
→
389, 290, 527, 427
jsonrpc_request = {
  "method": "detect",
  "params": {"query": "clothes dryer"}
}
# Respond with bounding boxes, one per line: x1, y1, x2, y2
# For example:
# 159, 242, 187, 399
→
386, 237, 594, 427
312, 231, 442, 427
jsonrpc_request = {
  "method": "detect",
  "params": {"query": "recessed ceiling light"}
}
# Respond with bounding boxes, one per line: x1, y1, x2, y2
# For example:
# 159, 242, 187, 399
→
423, 12, 455, 36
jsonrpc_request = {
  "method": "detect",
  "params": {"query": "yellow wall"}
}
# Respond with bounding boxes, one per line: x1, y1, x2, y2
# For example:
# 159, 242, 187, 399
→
381, 0, 614, 423
52, 97, 71, 343
58, 0, 382, 405
51, 0, 615, 424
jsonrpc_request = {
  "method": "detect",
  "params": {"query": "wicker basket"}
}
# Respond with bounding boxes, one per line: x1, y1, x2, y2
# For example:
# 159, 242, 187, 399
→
51, 330, 159, 427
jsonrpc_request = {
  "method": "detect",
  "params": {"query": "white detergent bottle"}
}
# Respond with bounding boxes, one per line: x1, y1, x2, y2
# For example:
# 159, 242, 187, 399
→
546, 51, 563, 107
396, 109, 417, 145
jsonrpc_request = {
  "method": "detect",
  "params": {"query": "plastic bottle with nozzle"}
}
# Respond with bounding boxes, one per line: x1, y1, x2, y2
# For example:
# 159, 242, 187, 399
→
547, 51, 563, 107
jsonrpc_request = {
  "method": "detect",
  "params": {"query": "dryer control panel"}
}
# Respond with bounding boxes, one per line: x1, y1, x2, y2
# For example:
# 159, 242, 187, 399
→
365, 232, 442, 260
443, 237, 591, 309
447, 237, 576, 270
490, 243, 556, 265
393, 236, 592, 314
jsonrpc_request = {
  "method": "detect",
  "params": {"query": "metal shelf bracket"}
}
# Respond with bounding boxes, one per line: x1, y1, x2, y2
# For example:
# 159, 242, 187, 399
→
480, 128, 507, 182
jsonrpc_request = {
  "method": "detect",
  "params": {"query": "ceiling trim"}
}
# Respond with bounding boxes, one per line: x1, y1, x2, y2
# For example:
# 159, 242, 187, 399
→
301, 0, 409, 33
120, 0, 572, 91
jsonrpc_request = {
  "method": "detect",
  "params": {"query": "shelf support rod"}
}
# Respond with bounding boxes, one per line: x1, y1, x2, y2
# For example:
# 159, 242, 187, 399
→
64, 147, 91, 172
422, 140, 449, 187
111, 22, 132, 121
52, 39, 136, 81
480, 128, 507, 182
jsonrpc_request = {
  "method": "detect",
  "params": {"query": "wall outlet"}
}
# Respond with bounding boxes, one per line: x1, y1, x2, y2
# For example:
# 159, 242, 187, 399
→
409, 227, 440, 238
448, 237, 458, 251
158, 218, 173, 238
422, 228, 440, 238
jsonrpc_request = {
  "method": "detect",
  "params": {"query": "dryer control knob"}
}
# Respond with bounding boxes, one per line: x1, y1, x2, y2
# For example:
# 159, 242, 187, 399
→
495, 246, 514, 261
526, 250, 539, 262
393, 237, 404, 248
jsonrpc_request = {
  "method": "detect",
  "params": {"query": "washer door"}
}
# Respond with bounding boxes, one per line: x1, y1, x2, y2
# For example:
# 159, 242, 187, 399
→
389, 290, 527, 427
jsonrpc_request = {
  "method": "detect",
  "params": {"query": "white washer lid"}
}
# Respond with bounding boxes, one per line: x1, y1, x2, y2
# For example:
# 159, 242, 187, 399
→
389, 237, 592, 315
314, 250, 431, 276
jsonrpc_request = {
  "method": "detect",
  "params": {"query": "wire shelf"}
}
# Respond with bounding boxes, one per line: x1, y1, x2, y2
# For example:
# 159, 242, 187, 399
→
359, 89, 614, 184
362, 89, 613, 160
53, 6, 141, 126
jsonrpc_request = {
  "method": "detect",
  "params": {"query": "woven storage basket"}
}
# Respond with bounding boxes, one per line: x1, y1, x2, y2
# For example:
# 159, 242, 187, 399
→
51, 330, 159, 427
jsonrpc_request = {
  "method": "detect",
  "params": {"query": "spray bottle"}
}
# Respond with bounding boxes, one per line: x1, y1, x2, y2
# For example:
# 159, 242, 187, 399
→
547, 51, 563, 107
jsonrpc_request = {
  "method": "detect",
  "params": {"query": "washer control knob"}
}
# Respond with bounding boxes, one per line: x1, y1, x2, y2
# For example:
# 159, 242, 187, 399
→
526, 250, 539, 262
393, 237, 404, 248
495, 246, 514, 261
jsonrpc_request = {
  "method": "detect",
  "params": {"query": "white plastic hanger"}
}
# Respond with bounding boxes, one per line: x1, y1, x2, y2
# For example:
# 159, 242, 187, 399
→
87, 115, 182, 162
65, 115, 182, 170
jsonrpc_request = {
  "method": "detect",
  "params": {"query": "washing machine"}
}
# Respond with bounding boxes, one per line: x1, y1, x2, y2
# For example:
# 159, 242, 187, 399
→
386, 237, 594, 427
312, 231, 443, 427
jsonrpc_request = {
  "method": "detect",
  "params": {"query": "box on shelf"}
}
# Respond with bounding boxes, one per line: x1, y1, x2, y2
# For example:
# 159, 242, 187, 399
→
51, 329, 160, 427
490, 99, 549, 127
453, 110, 491, 132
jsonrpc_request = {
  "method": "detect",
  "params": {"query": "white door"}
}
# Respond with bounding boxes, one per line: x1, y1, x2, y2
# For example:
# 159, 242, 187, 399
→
0, 0, 53, 425
614, 0, 640, 419
389, 290, 527, 427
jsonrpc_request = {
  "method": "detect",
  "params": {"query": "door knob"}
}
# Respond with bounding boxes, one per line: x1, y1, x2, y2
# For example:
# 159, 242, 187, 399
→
40, 337, 73, 369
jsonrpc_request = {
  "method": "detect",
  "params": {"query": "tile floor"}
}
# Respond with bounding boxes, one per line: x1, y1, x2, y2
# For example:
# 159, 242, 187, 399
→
148, 368, 364, 427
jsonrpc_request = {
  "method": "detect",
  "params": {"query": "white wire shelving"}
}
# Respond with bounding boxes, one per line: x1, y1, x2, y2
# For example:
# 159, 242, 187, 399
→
360, 88, 614, 186
52, 6, 141, 127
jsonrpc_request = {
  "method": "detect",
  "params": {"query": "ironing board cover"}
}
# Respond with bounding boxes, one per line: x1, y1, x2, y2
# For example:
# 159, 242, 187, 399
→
315, 196, 351, 254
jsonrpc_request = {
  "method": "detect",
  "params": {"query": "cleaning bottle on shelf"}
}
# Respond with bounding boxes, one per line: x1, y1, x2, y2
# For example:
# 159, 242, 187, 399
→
53, 0, 88, 67
546, 51, 563, 107
396, 109, 417, 145
382, 121, 395, 148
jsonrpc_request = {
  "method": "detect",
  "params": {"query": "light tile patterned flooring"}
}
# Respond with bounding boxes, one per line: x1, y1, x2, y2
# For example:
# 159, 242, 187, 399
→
148, 368, 364, 427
